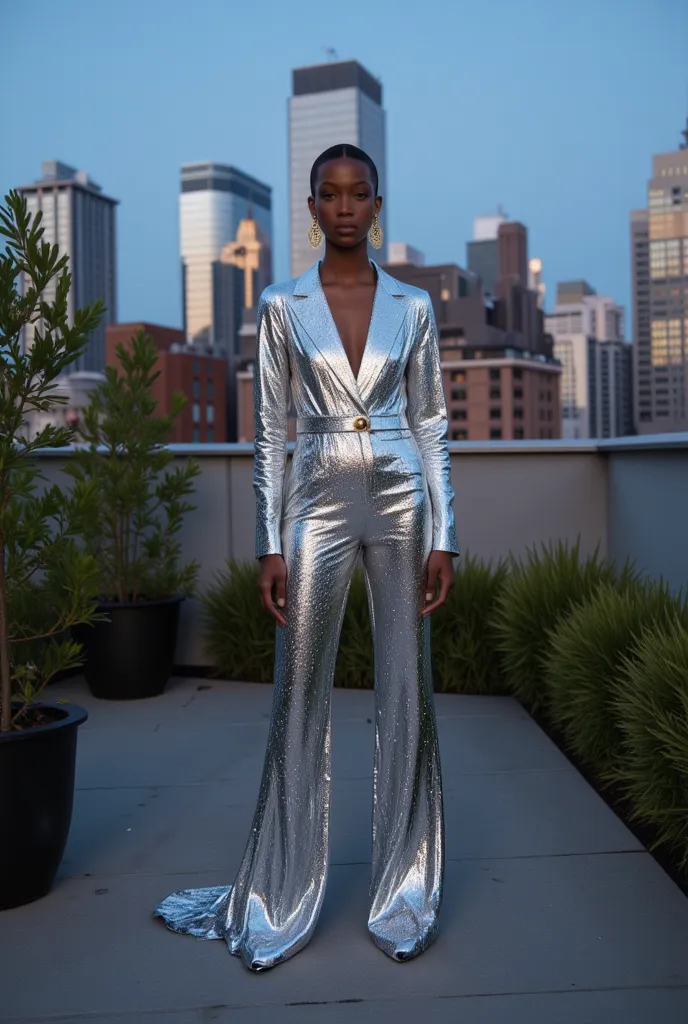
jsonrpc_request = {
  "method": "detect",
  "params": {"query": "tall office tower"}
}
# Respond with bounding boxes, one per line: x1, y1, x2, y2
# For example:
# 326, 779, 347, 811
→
545, 281, 632, 439
528, 258, 547, 309
180, 163, 272, 348
632, 123, 688, 433
214, 212, 272, 356
289, 60, 387, 277
466, 211, 507, 299
18, 160, 118, 372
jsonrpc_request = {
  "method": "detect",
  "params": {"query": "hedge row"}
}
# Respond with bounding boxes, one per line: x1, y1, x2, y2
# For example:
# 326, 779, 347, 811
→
200, 539, 688, 872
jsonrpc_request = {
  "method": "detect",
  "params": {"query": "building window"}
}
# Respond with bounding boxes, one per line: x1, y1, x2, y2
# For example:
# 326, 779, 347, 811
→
489, 368, 500, 381
207, 379, 214, 400
451, 370, 466, 383
513, 368, 523, 380
489, 407, 501, 419
489, 387, 501, 400
192, 379, 200, 398
513, 387, 523, 399
451, 388, 466, 401
207, 426, 214, 443
193, 359, 200, 375
451, 428, 468, 440
514, 427, 524, 439
192, 402, 200, 424
513, 407, 524, 420
193, 426, 200, 442
207, 404, 215, 424
490, 428, 502, 439
451, 409, 467, 421
207, 361, 213, 377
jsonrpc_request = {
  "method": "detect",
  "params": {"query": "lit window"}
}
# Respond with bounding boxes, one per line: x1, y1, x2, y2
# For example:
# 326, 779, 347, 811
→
192, 402, 200, 423
206, 404, 215, 425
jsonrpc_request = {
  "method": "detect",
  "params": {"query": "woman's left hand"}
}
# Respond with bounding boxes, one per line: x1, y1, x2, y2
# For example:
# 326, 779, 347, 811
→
422, 550, 455, 616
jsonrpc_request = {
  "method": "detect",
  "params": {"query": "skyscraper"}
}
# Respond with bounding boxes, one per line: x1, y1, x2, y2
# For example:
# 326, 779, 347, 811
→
18, 160, 118, 372
545, 281, 632, 439
288, 60, 387, 277
631, 123, 688, 433
466, 211, 507, 300
180, 163, 272, 348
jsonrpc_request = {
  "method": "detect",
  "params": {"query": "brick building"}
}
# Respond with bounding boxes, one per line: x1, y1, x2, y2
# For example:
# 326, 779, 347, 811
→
106, 322, 227, 443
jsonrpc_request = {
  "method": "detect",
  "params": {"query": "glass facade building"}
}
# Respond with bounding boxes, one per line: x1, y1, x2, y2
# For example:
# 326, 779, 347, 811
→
18, 160, 118, 372
180, 163, 272, 347
632, 127, 688, 433
289, 61, 387, 277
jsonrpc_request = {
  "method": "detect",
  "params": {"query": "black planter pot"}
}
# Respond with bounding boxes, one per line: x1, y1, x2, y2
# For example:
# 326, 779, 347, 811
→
0, 701, 88, 910
75, 594, 183, 700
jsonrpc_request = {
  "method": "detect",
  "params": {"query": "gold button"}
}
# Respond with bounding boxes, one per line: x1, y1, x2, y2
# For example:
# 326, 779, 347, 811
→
353, 416, 369, 431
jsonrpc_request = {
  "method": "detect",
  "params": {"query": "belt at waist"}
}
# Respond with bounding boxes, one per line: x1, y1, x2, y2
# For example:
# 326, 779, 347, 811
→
296, 413, 409, 434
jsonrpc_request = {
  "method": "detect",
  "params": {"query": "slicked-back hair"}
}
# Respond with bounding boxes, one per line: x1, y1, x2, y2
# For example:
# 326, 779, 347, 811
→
309, 144, 379, 198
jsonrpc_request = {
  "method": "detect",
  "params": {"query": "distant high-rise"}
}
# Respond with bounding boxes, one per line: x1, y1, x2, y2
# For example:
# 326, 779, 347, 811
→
545, 281, 632, 439
18, 160, 118, 372
289, 59, 387, 276
631, 123, 688, 433
466, 211, 507, 300
180, 163, 272, 348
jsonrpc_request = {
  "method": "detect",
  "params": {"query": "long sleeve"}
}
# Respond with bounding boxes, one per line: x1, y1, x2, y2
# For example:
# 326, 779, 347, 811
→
253, 290, 290, 559
406, 295, 460, 556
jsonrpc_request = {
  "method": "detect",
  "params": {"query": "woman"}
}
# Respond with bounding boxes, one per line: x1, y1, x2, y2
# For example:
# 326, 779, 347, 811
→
154, 143, 459, 971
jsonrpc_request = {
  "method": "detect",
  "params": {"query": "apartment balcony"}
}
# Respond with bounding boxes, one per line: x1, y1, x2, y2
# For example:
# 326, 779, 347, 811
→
3, 434, 688, 1022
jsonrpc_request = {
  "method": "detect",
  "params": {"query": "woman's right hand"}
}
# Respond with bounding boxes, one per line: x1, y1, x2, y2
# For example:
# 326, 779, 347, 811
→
258, 554, 287, 626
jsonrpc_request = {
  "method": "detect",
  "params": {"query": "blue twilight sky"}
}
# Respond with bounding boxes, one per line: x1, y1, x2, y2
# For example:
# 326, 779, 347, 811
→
3, 0, 687, 332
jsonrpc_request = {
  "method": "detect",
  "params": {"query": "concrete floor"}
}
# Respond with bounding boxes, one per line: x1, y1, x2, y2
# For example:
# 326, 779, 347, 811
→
2, 676, 688, 1023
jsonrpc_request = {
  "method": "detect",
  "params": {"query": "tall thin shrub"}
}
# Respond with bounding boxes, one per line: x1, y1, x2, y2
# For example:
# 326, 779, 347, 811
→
545, 578, 687, 773
494, 538, 637, 715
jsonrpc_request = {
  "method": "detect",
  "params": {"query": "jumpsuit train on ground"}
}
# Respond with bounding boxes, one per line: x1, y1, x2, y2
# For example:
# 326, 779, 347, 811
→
153, 258, 460, 971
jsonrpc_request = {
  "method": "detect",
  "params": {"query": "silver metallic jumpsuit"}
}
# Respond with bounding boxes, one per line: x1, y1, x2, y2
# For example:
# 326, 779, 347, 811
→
154, 258, 459, 970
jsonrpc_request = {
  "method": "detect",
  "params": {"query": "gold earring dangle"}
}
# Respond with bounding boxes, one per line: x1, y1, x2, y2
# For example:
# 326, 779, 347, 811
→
308, 216, 323, 248
368, 213, 383, 250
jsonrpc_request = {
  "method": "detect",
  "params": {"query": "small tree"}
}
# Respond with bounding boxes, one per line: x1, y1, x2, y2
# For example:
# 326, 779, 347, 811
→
0, 191, 104, 732
64, 331, 200, 604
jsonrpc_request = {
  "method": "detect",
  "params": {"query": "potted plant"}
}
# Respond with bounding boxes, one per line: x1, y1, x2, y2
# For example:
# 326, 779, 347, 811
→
0, 190, 105, 909
65, 329, 200, 699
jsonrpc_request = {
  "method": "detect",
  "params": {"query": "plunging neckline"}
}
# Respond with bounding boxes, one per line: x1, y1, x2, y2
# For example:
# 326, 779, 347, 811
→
317, 259, 380, 384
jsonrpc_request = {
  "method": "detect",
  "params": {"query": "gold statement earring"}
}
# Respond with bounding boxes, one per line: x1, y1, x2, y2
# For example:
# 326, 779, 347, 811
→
308, 216, 323, 248
368, 212, 383, 249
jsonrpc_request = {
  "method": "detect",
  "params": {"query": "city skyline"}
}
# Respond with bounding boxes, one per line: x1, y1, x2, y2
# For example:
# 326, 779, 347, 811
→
3, 0, 685, 334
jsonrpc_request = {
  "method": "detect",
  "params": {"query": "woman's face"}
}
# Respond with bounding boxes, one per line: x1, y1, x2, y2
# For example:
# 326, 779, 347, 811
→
308, 158, 382, 249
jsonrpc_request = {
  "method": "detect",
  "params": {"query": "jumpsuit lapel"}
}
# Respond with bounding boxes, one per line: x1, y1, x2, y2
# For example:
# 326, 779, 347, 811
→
289, 261, 363, 410
355, 261, 409, 402
288, 259, 409, 410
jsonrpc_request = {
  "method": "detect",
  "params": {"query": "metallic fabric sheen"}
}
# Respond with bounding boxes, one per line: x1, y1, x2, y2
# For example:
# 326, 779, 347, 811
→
154, 258, 459, 971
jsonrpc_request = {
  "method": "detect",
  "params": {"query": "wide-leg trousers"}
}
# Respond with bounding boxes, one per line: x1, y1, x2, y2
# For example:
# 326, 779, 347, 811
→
154, 430, 445, 971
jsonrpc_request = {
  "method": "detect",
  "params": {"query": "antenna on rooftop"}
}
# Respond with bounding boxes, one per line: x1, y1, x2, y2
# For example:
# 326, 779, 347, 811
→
324, 47, 338, 62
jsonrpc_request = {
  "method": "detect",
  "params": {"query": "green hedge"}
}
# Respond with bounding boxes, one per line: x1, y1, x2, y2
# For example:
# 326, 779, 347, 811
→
545, 579, 688, 775
493, 538, 638, 716
614, 618, 688, 867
